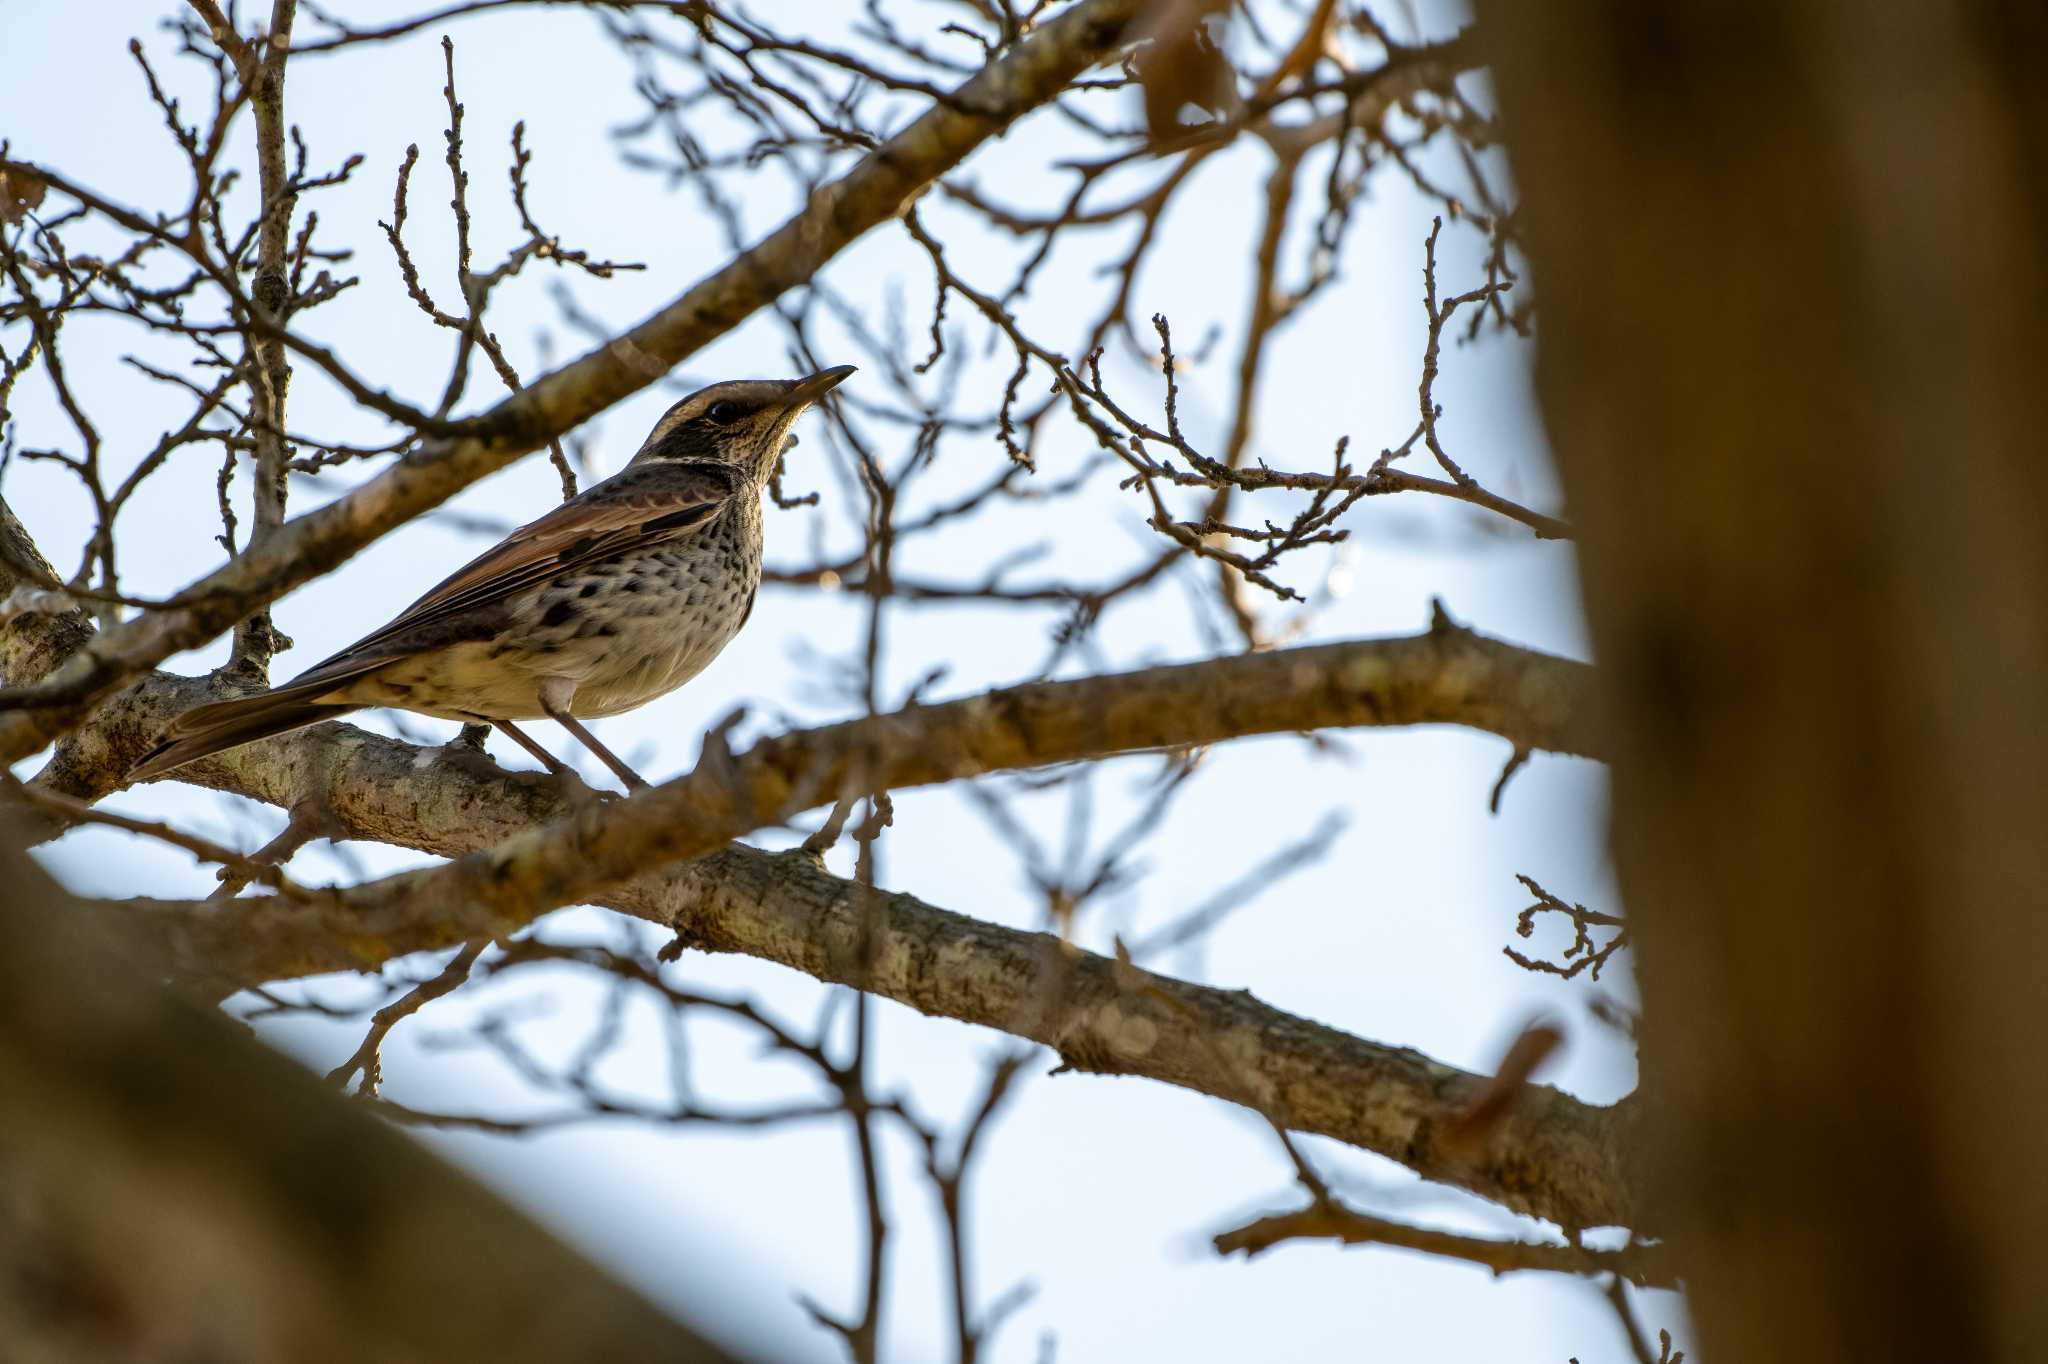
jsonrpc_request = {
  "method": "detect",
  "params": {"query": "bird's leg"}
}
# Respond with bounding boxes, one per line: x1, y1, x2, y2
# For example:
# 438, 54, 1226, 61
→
489, 715, 615, 807
488, 717, 575, 778
441, 716, 574, 792
538, 678, 649, 792
548, 712, 650, 792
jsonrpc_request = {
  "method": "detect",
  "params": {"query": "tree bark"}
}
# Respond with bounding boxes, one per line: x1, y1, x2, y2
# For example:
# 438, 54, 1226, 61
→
1479, 2, 2048, 1358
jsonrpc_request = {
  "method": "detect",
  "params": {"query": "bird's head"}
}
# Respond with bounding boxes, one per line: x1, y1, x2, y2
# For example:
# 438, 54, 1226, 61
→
629, 365, 854, 480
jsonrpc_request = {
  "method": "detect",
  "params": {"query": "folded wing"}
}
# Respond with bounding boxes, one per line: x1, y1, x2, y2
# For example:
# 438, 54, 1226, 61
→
130, 461, 740, 780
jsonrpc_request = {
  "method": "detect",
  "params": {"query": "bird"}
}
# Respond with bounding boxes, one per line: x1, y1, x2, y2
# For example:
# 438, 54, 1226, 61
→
131, 365, 854, 792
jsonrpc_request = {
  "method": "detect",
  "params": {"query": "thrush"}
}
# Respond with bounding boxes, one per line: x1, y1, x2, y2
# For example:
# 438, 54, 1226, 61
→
131, 365, 854, 791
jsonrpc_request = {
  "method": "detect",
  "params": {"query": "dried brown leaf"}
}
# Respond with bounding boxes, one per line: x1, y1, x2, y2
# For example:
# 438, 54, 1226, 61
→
1126, 0, 1236, 143
0, 166, 48, 224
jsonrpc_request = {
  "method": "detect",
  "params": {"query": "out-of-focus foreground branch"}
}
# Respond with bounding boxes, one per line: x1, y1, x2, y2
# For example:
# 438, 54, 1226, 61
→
0, 832, 745, 1362
1482, 0, 2048, 1358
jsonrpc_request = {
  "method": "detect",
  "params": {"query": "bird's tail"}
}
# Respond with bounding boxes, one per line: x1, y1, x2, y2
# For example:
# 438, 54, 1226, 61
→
130, 688, 361, 782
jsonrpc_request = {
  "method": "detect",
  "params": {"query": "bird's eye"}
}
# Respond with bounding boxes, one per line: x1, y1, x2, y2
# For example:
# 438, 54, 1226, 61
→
706, 399, 746, 424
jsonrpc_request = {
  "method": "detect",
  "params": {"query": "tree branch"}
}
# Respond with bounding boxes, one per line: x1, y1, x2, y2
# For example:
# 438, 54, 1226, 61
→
229, 0, 300, 672
121, 618, 1594, 976
1213, 1198, 1674, 1287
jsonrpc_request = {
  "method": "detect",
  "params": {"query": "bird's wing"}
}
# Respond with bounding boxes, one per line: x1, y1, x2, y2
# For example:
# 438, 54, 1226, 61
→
284, 461, 742, 693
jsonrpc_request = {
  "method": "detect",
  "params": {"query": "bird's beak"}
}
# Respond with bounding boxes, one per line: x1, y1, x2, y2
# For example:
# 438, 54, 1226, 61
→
783, 365, 856, 408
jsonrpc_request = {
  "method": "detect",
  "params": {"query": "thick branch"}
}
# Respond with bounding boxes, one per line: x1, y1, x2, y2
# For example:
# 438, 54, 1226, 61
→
0, 0, 1143, 763
135, 619, 1594, 976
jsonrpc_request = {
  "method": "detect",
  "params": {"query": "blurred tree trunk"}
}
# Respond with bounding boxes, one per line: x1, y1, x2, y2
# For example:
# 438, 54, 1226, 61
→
0, 834, 748, 1364
1478, 2, 2047, 1359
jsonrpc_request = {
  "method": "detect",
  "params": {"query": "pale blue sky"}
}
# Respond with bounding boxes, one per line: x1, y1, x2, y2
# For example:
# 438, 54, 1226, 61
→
8, 3, 1683, 1359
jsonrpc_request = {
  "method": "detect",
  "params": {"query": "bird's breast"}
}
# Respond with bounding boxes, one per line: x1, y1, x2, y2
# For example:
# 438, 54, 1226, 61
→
547, 539, 762, 717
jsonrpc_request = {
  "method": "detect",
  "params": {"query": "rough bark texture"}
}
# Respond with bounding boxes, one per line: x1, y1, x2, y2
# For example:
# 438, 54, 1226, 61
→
1480, 1, 2048, 1358
0, 836, 745, 1363
0, 0, 1142, 764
